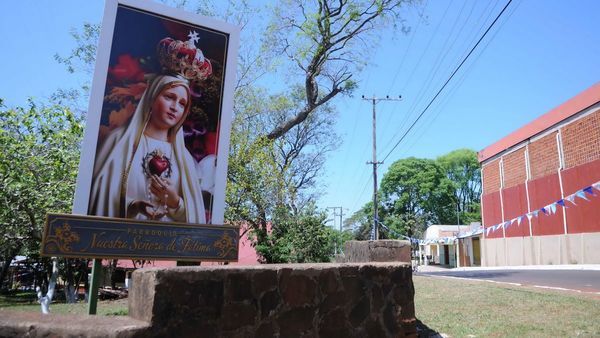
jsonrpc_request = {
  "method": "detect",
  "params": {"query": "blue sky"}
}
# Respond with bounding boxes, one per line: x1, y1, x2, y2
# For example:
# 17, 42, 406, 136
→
1, 1, 599, 227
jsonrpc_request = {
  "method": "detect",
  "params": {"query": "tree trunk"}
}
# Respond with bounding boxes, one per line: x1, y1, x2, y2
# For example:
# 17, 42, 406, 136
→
0, 250, 18, 290
64, 285, 78, 303
37, 257, 58, 314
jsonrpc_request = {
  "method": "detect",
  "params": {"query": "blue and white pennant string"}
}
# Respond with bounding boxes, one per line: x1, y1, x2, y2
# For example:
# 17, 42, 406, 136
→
484, 180, 600, 236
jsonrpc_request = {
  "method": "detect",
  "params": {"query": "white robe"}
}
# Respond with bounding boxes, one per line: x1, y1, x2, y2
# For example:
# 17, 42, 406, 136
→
126, 135, 185, 221
88, 75, 206, 224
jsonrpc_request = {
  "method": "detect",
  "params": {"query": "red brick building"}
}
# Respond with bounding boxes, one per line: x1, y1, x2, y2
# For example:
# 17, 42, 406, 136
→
478, 83, 600, 266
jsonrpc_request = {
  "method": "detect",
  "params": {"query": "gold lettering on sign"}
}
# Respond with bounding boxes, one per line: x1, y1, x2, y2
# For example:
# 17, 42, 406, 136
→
127, 227, 177, 237
166, 238, 177, 252
130, 235, 165, 251
180, 237, 210, 253
86, 232, 129, 250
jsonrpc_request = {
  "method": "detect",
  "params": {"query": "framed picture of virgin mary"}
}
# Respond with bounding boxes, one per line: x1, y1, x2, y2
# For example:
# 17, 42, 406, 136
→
72, 0, 239, 227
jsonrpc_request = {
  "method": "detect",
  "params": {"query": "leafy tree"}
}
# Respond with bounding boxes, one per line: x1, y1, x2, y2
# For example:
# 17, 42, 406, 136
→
254, 206, 339, 263
379, 213, 428, 239
356, 149, 483, 241
0, 101, 83, 289
437, 149, 481, 224
344, 202, 373, 240
263, 0, 414, 139
52, 22, 100, 109
226, 86, 340, 262
379, 157, 455, 227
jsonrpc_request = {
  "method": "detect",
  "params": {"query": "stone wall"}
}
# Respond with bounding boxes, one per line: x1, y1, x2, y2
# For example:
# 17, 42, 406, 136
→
0, 311, 150, 337
129, 263, 416, 337
337, 240, 412, 263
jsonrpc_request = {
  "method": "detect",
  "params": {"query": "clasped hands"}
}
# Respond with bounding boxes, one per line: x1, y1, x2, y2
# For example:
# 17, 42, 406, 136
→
128, 175, 180, 219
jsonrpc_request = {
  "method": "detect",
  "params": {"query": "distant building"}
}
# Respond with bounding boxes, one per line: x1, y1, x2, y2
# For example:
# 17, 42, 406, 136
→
421, 225, 470, 267
478, 83, 600, 266
418, 223, 482, 268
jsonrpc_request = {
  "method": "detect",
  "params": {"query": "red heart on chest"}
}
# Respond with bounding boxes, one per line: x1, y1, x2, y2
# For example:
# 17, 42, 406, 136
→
149, 155, 169, 176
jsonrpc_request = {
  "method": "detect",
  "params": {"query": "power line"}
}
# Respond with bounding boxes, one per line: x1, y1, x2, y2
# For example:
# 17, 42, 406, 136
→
381, 0, 459, 154
384, 0, 521, 160
381, 0, 513, 164
361, 94, 402, 240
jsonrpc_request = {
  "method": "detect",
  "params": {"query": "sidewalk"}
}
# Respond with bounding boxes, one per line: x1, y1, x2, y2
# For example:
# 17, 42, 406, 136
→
416, 263, 600, 272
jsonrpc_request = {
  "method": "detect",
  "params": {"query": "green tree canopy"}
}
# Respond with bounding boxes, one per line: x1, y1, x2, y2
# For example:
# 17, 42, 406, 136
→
436, 148, 481, 224
0, 101, 83, 288
380, 157, 455, 223
352, 149, 482, 240
253, 205, 340, 263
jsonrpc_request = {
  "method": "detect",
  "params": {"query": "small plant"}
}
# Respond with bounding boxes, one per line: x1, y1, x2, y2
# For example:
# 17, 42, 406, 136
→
105, 309, 128, 316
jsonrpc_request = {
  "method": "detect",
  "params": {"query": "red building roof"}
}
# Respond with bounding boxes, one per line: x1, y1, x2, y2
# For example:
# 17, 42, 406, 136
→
479, 82, 600, 163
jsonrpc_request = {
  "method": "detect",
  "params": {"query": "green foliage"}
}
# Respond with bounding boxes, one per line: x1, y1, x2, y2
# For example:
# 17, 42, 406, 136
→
253, 206, 339, 263
226, 86, 340, 263
54, 23, 99, 76
436, 148, 481, 223
344, 202, 373, 240
264, 0, 415, 138
52, 23, 100, 108
380, 157, 455, 224
352, 149, 481, 240
0, 101, 83, 287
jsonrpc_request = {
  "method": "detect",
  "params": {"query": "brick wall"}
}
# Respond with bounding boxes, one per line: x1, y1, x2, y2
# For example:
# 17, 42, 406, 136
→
482, 159, 500, 194
529, 132, 560, 180
481, 109, 600, 196
501, 148, 527, 189
561, 111, 600, 169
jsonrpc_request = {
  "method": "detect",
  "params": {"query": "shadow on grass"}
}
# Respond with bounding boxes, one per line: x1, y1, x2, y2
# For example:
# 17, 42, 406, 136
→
416, 318, 444, 338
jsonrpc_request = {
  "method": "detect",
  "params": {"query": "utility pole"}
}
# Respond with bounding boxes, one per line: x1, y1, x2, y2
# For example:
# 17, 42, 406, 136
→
361, 95, 402, 240
327, 206, 344, 254
327, 206, 344, 232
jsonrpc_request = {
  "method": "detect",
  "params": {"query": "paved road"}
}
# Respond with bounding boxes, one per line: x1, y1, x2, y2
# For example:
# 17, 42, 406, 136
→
418, 269, 600, 295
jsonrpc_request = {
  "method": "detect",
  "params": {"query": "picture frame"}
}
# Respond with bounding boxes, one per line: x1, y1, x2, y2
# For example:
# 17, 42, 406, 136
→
72, 0, 239, 227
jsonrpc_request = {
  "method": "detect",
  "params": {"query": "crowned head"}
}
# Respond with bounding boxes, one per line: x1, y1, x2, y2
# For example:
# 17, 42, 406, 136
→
157, 31, 213, 84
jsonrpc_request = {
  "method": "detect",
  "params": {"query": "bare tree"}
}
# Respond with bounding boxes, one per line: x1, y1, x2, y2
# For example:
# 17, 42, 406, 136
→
264, 0, 413, 139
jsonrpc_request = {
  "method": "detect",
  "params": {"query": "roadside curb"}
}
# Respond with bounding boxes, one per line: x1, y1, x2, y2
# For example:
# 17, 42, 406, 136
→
450, 264, 600, 272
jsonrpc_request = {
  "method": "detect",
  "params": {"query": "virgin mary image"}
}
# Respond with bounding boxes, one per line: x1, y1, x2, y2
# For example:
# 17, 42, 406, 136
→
89, 33, 213, 224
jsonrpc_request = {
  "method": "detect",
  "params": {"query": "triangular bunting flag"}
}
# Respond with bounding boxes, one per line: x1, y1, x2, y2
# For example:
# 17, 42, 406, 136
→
549, 203, 557, 214
540, 207, 548, 215
583, 186, 596, 196
557, 199, 567, 208
526, 213, 533, 222
517, 216, 523, 226
566, 195, 577, 205
504, 221, 511, 230
532, 210, 539, 218
593, 182, 600, 191
576, 190, 589, 201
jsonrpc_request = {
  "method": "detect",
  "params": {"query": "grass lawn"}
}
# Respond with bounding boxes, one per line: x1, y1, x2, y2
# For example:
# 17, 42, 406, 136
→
2, 277, 599, 337
0, 291, 127, 316
414, 275, 600, 337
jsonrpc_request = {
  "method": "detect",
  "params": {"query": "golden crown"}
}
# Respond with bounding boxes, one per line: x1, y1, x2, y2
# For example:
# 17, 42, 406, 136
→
157, 31, 212, 83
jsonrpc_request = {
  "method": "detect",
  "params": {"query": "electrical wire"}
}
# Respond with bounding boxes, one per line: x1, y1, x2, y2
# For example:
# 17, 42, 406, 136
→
381, 0, 514, 164
390, 0, 522, 160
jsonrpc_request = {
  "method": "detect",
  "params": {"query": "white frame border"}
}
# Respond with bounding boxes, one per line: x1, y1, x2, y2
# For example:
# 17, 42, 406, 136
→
73, 0, 239, 225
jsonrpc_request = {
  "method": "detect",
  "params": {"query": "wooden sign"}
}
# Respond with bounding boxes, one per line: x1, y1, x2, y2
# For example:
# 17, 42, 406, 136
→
41, 213, 239, 262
